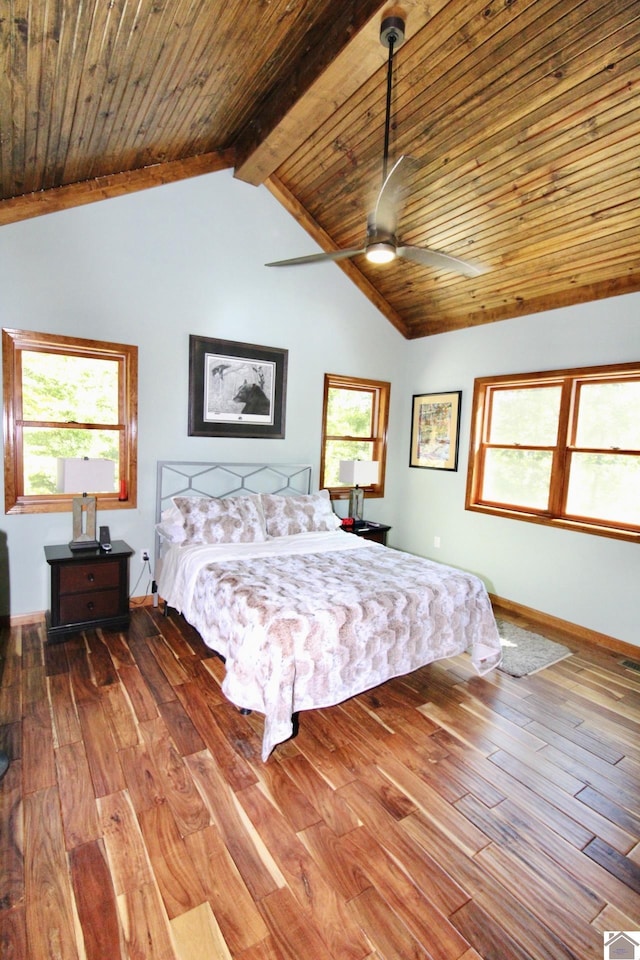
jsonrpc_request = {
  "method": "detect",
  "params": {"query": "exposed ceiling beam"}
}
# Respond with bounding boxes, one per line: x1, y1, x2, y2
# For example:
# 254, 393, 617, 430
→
234, 1, 444, 186
0, 152, 233, 228
409, 274, 640, 338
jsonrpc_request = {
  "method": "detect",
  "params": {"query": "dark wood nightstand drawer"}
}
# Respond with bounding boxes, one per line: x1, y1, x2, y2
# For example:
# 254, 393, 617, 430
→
59, 559, 121, 594
59, 589, 121, 624
45, 540, 133, 642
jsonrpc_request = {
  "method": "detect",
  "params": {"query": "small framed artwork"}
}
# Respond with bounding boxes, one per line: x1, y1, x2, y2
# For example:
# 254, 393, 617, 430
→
410, 390, 462, 470
188, 336, 288, 438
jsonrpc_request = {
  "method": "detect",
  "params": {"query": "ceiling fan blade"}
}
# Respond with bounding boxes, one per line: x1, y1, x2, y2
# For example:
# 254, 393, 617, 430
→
398, 245, 486, 277
266, 247, 366, 267
373, 155, 411, 235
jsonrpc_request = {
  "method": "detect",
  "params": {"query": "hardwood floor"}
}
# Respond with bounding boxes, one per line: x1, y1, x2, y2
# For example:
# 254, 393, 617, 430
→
1, 606, 640, 959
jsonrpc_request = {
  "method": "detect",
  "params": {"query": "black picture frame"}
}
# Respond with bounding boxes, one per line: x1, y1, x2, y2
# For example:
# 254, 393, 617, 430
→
409, 390, 462, 470
188, 336, 288, 438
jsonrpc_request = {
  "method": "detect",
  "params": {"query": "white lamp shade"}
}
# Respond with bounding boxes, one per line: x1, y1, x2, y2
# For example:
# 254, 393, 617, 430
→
57, 457, 115, 493
339, 460, 379, 486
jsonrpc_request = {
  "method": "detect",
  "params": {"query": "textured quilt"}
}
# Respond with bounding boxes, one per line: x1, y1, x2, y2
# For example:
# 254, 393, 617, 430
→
159, 532, 502, 760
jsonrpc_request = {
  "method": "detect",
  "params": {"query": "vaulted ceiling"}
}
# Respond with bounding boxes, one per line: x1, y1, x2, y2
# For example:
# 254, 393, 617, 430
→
2, 0, 639, 338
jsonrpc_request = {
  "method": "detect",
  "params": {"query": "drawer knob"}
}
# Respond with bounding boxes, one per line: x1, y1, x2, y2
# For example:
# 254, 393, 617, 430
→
87, 601, 95, 611
87, 572, 95, 582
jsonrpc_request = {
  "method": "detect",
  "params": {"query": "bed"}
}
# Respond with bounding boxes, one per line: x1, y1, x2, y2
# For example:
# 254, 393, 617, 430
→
155, 461, 502, 760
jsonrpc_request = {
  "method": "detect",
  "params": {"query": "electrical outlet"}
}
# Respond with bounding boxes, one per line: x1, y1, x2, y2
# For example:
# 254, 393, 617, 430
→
433, 536, 441, 548
141, 549, 150, 563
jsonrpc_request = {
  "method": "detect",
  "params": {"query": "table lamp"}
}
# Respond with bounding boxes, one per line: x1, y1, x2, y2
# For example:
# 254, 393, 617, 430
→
339, 460, 379, 521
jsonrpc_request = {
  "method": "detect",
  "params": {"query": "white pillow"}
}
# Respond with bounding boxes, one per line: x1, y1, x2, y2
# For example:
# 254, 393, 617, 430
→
155, 504, 187, 544
261, 490, 341, 538
172, 494, 267, 544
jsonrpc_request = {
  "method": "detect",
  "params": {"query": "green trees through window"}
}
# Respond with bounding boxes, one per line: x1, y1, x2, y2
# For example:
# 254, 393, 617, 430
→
21, 351, 121, 495
324, 386, 375, 487
466, 363, 640, 541
3, 328, 138, 514
320, 373, 390, 497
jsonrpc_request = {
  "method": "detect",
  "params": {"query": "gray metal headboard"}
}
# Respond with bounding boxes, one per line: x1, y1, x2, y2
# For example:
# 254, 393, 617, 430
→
155, 461, 313, 562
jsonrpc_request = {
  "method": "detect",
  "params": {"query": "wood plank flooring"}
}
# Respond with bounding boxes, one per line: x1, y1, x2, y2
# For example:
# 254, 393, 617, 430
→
2, 606, 640, 959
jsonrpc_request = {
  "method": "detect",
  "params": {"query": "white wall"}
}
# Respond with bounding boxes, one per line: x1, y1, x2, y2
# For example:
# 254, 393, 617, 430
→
396, 295, 640, 646
0, 169, 405, 617
1, 168, 638, 648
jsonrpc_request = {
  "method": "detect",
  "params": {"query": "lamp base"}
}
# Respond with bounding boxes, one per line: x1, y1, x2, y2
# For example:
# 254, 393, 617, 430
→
348, 485, 364, 521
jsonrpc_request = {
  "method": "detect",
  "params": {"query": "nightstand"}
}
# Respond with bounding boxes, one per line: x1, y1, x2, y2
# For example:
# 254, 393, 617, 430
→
44, 540, 133, 642
342, 521, 391, 545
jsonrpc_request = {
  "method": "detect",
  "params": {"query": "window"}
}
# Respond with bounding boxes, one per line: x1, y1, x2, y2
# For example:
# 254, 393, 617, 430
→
320, 373, 390, 498
466, 362, 640, 542
3, 328, 138, 514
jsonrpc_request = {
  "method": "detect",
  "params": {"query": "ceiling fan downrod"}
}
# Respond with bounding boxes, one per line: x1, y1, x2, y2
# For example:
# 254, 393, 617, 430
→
379, 15, 405, 184
265, 10, 484, 277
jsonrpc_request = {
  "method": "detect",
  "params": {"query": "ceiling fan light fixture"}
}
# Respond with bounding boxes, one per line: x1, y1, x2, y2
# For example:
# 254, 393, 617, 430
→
366, 242, 396, 264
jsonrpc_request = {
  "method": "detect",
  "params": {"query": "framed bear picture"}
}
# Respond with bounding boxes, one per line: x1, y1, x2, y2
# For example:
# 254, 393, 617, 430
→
188, 336, 288, 438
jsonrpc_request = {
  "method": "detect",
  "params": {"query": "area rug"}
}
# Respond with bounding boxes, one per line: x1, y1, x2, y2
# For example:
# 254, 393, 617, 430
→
496, 618, 572, 677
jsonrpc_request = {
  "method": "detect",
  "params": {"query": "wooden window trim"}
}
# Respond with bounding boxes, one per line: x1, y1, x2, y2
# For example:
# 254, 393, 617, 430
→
465, 361, 640, 543
320, 373, 390, 500
3, 328, 138, 515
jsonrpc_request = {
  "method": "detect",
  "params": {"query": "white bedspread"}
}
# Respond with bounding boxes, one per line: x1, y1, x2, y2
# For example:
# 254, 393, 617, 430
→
158, 532, 502, 759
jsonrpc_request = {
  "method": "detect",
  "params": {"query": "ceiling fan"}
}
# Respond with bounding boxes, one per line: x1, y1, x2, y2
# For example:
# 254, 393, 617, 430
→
266, 14, 485, 278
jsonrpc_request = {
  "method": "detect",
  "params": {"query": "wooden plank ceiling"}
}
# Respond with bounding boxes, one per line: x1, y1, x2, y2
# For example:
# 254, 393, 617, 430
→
1, 0, 639, 338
